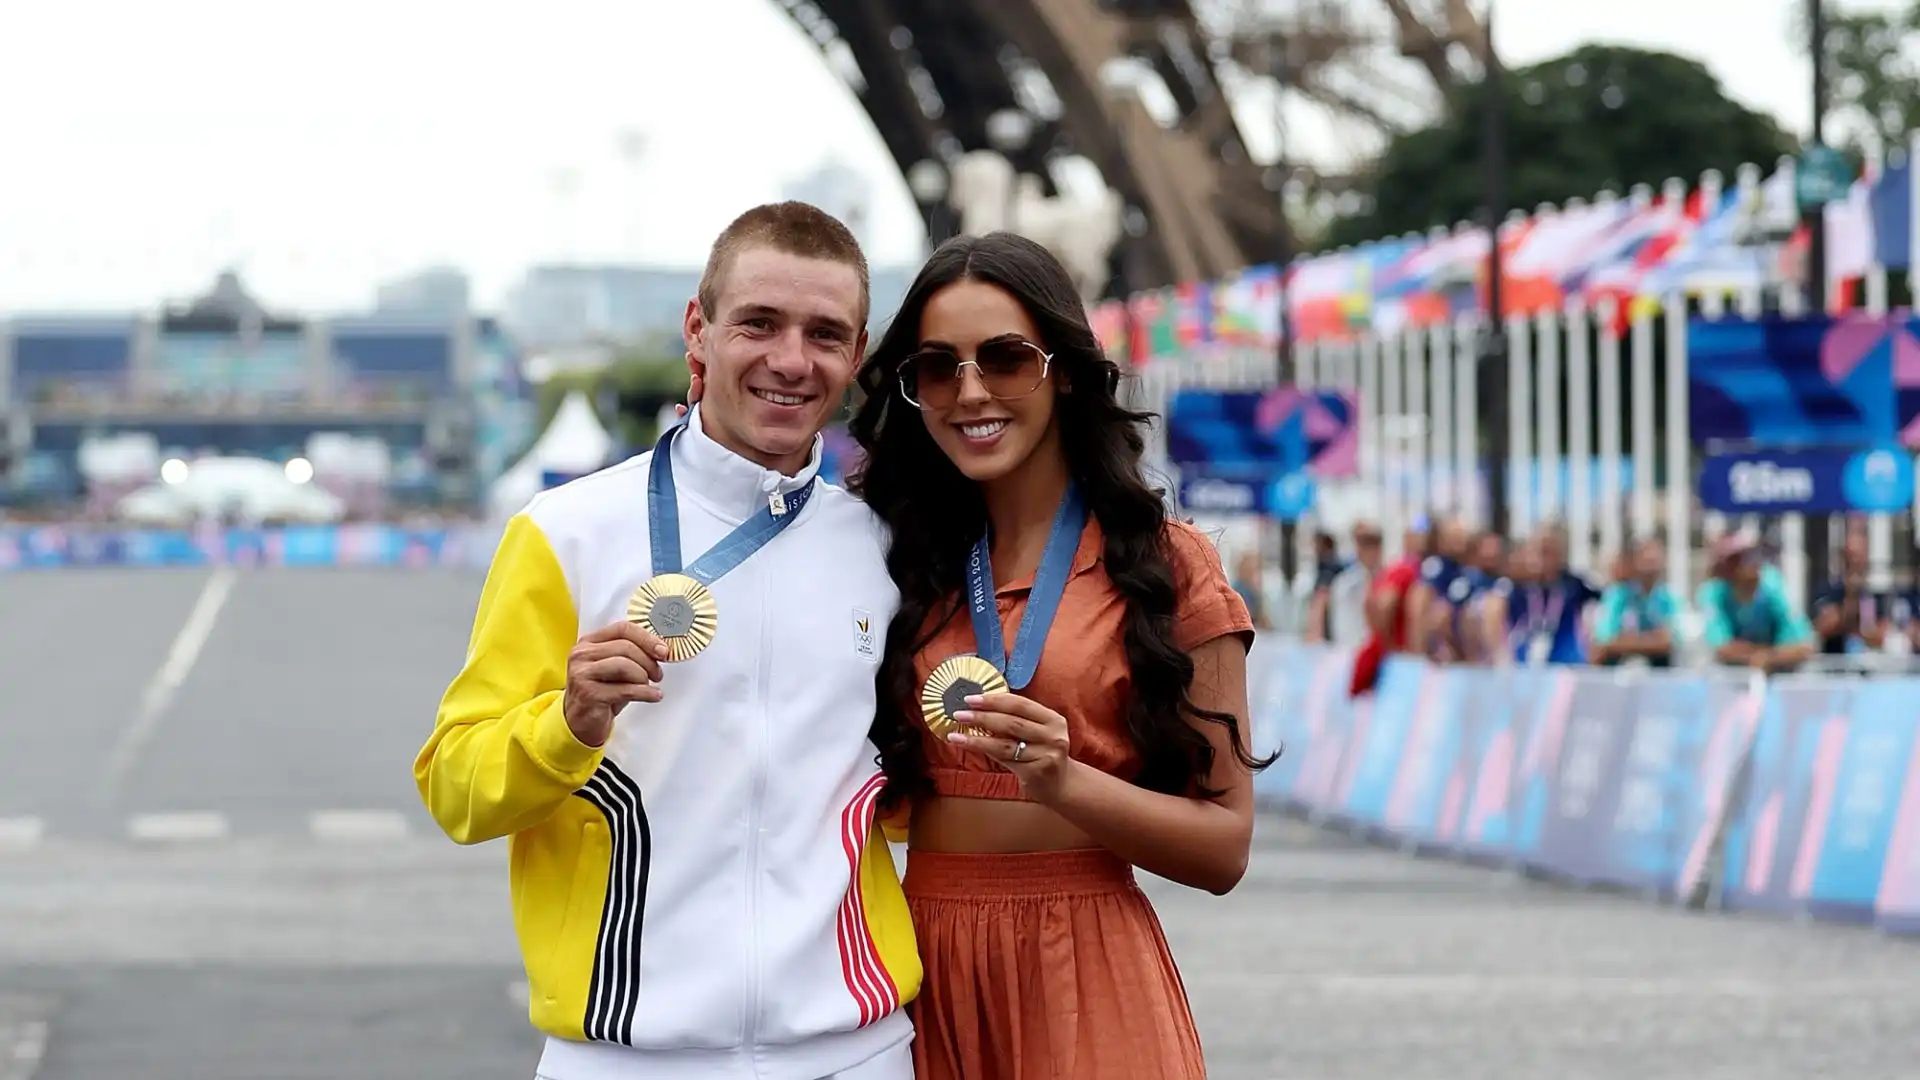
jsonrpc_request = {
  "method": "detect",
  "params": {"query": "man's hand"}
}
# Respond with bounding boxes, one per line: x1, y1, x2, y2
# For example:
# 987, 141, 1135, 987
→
563, 622, 672, 748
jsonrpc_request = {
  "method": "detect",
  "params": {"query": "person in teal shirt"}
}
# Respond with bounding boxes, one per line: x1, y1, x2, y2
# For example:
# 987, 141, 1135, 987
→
1591, 536, 1679, 667
1696, 533, 1815, 673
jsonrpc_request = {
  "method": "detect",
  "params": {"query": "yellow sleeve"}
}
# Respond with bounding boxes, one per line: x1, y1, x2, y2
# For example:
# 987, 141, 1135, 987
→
414, 513, 604, 845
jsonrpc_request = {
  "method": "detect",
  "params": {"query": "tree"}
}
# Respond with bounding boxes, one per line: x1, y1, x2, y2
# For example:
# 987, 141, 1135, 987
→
1806, 1, 1920, 155
1322, 45, 1797, 249
535, 351, 690, 453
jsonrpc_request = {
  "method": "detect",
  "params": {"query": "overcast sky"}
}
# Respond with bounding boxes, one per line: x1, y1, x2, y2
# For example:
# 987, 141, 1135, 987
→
0, 0, 1896, 314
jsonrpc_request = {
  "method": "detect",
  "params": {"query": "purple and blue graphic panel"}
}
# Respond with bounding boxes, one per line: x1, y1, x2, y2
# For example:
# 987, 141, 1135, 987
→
1719, 682, 1855, 917
1686, 313, 1920, 448
1164, 388, 1358, 477
1202, 644, 1920, 929
1800, 679, 1920, 920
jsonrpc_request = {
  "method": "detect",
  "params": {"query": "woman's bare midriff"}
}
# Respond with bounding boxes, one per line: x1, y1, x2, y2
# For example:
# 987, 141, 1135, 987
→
909, 794, 1100, 853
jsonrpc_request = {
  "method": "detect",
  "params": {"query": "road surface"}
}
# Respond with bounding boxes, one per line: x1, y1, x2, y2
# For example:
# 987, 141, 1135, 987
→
1, 568, 1914, 1079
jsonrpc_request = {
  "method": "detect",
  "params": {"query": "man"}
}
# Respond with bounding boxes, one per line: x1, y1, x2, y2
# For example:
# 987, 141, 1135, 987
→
1698, 532, 1815, 674
1520, 525, 1602, 665
1810, 531, 1911, 658
1230, 548, 1272, 630
1324, 520, 1382, 647
1408, 516, 1470, 660
1300, 530, 1350, 642
416, 203, 920, 1080
1590, 535, 1678, 667
1445, 531, 1506, 661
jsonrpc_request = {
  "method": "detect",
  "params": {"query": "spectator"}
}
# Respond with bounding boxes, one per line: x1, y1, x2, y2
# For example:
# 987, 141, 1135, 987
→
1230, 549, 1272, 631
1479, 539, 1537, 663
1590, 536, 1678, 667
1302, 529, 1351, 642
1349, 524, 1427, 696
1409, 516, 1471, 659
1698, 533, 1814, 673
1447, 531, 1507, 662
1809, 533, 1911, 657
1481, 528, 1600, 665
1325, 520, 1383, 647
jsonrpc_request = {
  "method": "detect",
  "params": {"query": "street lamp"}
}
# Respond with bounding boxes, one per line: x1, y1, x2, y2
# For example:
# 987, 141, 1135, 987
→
985, 109, 1034, 234
1477, 1, 1511, 536
906, 159, 949, 251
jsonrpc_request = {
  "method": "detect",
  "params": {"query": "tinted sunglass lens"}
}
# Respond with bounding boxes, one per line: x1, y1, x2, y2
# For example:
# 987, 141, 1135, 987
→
978, 342, 1041, 394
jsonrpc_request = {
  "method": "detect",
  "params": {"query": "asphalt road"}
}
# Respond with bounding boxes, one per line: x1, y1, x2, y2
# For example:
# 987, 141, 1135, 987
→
1, 568, 1916, 1079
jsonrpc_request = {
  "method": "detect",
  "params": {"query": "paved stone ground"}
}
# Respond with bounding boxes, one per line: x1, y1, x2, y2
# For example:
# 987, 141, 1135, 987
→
2, 569, 1916, 1078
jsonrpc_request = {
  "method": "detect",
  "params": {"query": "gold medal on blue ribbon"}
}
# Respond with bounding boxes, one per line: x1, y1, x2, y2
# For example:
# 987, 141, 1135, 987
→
638, 416, 817, 664
920, 654, 1007, 738
922, 485, 1086, 737
627, 572, 719, 663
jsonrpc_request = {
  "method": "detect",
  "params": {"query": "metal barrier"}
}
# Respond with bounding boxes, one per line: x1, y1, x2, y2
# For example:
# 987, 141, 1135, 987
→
1248, 641, 1920, 933
0, 523, 502, 571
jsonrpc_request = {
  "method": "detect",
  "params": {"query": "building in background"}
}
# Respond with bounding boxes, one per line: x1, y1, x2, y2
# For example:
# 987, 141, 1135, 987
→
0, 272, 535, 517
501, 261, 917, 350
500, 264, 700, 349
375, 267, 473, 318
782, 157, 877, 255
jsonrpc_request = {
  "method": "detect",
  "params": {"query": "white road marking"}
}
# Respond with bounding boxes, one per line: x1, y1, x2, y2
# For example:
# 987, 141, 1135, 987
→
310, 810, 410, 842
127, 812, 230, 842
0, 819, 43, 851
99, 568, 237, 798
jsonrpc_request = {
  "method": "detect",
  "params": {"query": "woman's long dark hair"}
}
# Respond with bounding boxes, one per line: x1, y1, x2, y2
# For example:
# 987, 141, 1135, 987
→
847, 232, 1275, 810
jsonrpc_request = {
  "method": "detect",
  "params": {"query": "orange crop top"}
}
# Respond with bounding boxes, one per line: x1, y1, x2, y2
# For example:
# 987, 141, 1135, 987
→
910, 518, 1255, 801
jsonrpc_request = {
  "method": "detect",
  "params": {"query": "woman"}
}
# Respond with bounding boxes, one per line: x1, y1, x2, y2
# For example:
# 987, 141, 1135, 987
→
846, 232, 1273, 1079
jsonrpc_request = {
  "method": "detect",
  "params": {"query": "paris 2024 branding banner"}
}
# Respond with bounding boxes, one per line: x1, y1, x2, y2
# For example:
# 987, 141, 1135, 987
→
1246, 643, 1917, 933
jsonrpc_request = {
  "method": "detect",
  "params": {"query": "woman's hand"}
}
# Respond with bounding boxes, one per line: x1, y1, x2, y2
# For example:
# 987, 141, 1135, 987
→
947, 692, 1073, 804
673, 360, 706, 419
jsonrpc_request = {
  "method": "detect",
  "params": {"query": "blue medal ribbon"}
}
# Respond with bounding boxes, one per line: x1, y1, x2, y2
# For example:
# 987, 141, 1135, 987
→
647, 422, 815, 585
963, 485, 1088, 690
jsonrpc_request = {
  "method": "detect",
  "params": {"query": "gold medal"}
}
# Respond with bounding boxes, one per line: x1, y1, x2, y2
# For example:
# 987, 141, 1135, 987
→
627, 573, 719, 662
920, 654, 1008, 739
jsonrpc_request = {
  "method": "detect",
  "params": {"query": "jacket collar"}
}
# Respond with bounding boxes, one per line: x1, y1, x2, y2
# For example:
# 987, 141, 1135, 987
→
990, 515, 1103, 598
671, 404, 823, 525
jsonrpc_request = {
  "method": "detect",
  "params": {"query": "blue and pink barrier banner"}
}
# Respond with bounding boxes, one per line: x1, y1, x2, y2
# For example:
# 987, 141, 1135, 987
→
0, 523, 503, 571
1249, 643, 1918, 933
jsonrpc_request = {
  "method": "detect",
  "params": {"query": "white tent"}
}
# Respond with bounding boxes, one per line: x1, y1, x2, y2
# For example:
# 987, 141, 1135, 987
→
487, 391, 616, 518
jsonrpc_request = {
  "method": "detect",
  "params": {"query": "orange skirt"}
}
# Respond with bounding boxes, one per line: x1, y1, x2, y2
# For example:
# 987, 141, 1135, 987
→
903, 848, 1207, 1080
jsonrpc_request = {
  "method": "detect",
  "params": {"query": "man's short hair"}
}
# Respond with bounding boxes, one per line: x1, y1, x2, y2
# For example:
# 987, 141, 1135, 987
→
697, 201, 871, 328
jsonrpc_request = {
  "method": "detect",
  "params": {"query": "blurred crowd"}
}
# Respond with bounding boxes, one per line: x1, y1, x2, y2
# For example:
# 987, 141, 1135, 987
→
1229, 517, 1920, 690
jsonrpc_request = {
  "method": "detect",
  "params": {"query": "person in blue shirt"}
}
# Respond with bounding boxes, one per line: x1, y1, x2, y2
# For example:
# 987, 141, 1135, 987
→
1809, 532, 1911, 657
1696, 533, 1815, 673
1409, 515, 1470, 659
1483, 527, 1601, 665
1445, 531, 1506, 662
1590, 536, 1678, 667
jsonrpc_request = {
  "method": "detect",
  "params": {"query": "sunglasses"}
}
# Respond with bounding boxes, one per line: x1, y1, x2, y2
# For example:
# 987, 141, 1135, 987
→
896, 340, 1051, 411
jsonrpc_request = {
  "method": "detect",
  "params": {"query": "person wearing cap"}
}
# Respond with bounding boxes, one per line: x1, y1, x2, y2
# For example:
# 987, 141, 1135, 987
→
1697, 532, 1814, 673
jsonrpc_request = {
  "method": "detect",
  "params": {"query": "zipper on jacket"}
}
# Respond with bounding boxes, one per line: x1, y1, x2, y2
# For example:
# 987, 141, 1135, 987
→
742, 558, 773, 1048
